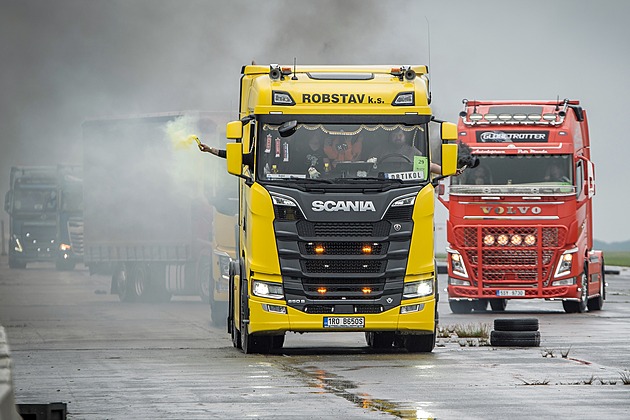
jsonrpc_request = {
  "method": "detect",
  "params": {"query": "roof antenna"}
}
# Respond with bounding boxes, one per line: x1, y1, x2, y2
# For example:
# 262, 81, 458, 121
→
555, 95, 560, 111
292, 57, 298, 80
425, 16, 432, 104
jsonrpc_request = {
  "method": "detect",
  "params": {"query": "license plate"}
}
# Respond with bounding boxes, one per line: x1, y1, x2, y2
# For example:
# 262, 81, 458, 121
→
496, 290, 525, 297
323, 316, 365, 328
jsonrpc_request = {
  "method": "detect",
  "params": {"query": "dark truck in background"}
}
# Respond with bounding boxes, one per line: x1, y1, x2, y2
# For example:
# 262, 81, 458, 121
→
82, 112, 226, 302
4, 165, 84, 270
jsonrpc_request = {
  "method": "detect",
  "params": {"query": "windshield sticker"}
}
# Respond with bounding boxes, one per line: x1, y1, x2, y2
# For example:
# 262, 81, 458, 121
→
266, 173, 306, 180
384, 171, 425, 181
413, 156, 428, 173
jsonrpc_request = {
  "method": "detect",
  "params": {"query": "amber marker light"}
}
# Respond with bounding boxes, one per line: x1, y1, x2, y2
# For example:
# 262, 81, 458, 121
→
314, 244, 325, 254
362, 287, 372, 294
317, 287, 327, 295
362, 244, 373, 254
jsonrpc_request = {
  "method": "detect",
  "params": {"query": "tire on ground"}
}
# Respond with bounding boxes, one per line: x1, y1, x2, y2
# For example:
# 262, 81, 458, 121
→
493, 318, 539, 332
490, 330, 540, 347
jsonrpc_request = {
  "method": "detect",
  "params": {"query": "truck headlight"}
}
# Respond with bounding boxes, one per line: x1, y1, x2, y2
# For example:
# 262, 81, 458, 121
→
448, 249, 468, 278
554, 249, 577, 278
214, 252, 232, 280
403, 279, 433, 299
252, 280, 284, 300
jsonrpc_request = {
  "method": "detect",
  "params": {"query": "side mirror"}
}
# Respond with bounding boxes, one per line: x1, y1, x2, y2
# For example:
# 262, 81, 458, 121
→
440, 121, 458, 142
226, 143, 243, 176
226, 121, 243, 140
441, 143, 458, 176
278, 120, 298, 138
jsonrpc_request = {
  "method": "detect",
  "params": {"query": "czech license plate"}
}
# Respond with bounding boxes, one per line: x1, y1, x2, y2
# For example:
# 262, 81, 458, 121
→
496, 290, 525, 297
323, 316, 365, 328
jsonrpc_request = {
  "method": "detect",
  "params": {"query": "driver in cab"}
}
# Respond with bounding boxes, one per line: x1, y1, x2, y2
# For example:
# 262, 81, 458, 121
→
371, 128, 441, 175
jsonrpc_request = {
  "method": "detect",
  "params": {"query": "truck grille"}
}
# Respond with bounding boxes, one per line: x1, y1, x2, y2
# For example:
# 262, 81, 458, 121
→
302, 259, 385, 274
300, 241, 385, 255
297, 221, 390, 237
454, 225, 566, 286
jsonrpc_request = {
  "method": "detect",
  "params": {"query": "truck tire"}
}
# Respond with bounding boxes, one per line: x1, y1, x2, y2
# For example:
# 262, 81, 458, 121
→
587, 261, 605, 311
55, 259, 75, 271
241, 325, 272, 354
8, 257, 26, 269
129, 263, 151, 302
404, 333, 435, 353
494, 318, 539, 332
365, 332, 395, 349
113, 264, 136, 302
198, 258, 211, 303
489, 298, 507, 312
562, 273, 588, 313
472, 299, 488, 312
490, 330, 540, 347
228, 262, 241, 349
449, 300, 473, 314
271, 334, 285, 350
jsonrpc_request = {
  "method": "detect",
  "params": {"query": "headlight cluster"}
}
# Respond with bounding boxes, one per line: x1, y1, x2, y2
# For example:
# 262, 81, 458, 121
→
554, 251, 576, 278
483, 233, 536, 246
403, 279, 434, 299
252, 280, 284, 300
449, 250, 468, 278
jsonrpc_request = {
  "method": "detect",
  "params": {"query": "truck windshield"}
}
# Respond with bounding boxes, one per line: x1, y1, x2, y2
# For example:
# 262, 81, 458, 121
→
61, 189, 83, 212
257, 123, 430, 183
13, 188, 57, 212
453, 154, 573, 186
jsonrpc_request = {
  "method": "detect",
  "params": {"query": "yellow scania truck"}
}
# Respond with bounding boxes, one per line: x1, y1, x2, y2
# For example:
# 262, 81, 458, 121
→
224, 64, 458, 353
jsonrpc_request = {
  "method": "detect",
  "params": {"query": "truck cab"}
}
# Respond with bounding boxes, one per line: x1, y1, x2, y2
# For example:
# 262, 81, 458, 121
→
223, 64, 459, 353
439, 99, 604, 313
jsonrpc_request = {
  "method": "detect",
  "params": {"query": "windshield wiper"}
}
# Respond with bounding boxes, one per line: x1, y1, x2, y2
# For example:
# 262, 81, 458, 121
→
334, 177, 403, 184
288, 177, 334, 184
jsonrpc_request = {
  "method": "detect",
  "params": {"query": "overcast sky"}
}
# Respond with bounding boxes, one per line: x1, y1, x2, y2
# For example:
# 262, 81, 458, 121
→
1, 0, 629, 243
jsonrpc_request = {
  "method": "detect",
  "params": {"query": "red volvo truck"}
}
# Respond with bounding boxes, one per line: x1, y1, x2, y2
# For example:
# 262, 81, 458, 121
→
439, 99, 605, 314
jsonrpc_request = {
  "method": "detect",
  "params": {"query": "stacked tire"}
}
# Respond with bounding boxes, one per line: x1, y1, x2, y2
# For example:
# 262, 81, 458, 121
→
490, 318, 540, 347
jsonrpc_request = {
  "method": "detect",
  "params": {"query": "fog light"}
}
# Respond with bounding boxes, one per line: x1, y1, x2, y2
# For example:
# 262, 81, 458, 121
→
552, 277, 576, 286
262, 304, 287, 314
524, 234, 536, 246
449, 277, 470, 286
511, 234, 522, 246
497, 234, 509, 246
400, 303, 424, 314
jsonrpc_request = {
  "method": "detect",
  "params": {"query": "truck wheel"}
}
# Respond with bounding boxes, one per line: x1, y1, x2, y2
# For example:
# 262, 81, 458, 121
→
494, 318, 539, 332
113, 264, 136, 302
365, 332, 395, 349
489, 299, 507, 312
404, 333, 435, 353
587, 262, 605, 311
271, 334, 285, 350
55, 259, 75, 271
240, 324, 271, 354
8, 257, 26, 269
562, 274, 588, 313
198, 258, 211, 303
472, 299, 488, 311
490, 330, 540, 347
449, 300, 473, 314
130, 263, 151, 302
